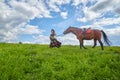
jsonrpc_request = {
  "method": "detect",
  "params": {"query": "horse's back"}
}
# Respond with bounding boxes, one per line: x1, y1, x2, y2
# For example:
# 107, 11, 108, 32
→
92, 29, 102, 39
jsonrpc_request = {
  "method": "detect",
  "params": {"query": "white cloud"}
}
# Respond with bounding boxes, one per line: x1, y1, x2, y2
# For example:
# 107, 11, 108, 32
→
0, 0, 51, 42
62, 35, 94, 46
76, 6, 101, 22
94, 18, 120, 26
54, 0, 71, 5
103, 26, 120, 46
9, 1, 38, 19
56, 17, 76, 28
72, 0, 88, 6
33, 35, 50, 44
21, 25, 45, 34
72, 0, 97, 7
0, 0, 77, 42
60, 12, 68, 19
47, 0, 71, 12
76, 0, 120, 23
33, 33, 79, 45
77, 17, 87, 22
90, 0, 113, 12
58, 34, 79, 45
9, 0, 52, 18
106, 26, 120, 36
83, 6, 101, 20
80, 17, 120, 30
0, 23, 44, 41
22, 41, 32, 44
0, 1, 44, 41
90, 0, 120, 15
114, 6, 120, 15
48, 3, 60, 12
72, 0, 82, 6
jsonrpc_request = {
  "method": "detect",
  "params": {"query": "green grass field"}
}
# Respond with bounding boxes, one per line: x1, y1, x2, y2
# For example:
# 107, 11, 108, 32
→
0, 43, 120, 80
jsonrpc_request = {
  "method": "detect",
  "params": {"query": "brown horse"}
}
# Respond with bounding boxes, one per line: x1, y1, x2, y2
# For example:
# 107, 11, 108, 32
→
63, 26, 111, 50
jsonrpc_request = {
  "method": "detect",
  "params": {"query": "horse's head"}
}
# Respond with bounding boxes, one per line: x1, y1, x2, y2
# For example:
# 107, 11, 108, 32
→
63, 26, 72, 34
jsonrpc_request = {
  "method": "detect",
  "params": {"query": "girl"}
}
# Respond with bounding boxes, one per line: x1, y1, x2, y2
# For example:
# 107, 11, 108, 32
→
50, 29, 61, 48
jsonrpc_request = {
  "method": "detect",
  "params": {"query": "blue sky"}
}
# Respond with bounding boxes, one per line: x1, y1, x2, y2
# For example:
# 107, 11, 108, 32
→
0, 0, 120, 46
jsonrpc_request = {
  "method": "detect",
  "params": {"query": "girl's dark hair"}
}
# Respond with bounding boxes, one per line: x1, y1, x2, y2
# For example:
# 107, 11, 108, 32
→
51, 29, 55, 32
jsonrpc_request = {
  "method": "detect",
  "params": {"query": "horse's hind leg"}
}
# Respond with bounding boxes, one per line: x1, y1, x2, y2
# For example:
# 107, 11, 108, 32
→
92, 39, 97, 48
98, 40, 104, 50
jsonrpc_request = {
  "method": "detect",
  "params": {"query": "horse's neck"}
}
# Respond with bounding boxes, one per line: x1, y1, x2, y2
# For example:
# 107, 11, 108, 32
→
71, 29, 82, 36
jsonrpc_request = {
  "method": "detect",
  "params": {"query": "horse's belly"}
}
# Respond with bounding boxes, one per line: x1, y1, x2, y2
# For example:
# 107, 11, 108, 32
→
85, 33, 94, 40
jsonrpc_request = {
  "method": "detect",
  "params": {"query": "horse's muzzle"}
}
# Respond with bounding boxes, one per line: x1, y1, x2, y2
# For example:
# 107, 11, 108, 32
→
63, 32, 66, 34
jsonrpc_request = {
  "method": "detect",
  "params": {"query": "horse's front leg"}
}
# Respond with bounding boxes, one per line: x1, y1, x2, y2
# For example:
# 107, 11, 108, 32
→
82, 40, 87, 49
79, 39, 87, 49
79, 39, 82, 49
80, 42, 82, 49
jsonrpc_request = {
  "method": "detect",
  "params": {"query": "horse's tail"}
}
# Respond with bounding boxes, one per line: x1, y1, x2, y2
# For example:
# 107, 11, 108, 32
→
101, 30, 111, 46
